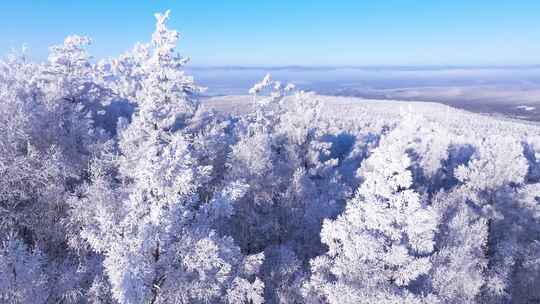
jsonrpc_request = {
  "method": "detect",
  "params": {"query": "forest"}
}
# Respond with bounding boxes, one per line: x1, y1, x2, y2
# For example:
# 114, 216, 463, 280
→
1, 11, 540, 304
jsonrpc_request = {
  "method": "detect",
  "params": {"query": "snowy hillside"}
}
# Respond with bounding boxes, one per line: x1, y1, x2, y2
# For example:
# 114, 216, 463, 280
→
205, 94, 540, 135
1, 10, 540, 304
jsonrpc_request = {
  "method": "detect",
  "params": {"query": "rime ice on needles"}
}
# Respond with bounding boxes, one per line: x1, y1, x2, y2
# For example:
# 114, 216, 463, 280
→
304, 119, 439, 304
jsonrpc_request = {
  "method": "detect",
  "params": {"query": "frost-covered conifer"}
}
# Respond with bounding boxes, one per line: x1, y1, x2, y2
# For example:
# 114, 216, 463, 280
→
304, 121, 439, 304
72, 11, 264, 304
219, 75, 359, 303
0, 29, 116, 302
429, 188, 489, 303
0, 236, 48, 303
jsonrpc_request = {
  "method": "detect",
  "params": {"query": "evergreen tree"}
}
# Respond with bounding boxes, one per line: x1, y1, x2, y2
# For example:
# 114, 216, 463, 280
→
304, 121, 439, 304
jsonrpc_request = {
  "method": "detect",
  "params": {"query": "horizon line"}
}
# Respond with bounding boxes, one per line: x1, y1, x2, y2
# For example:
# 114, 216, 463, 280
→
186, 64, 540, 71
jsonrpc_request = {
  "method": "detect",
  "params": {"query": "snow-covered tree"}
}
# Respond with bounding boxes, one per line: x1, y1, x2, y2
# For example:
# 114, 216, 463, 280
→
70, 11, 264, 304
0, 236, 48, 303
0, 27, 118, 302
429, 188, 489, 303
452, 136, 530, 302
304, 121, 439, 304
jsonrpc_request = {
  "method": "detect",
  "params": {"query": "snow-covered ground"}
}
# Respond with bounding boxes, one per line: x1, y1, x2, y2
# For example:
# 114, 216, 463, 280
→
516, 105, 536, 111
204, 94, 540, 133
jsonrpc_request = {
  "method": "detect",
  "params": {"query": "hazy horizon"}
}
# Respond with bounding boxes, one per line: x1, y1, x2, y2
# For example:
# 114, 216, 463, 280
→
190, 65, 540, 121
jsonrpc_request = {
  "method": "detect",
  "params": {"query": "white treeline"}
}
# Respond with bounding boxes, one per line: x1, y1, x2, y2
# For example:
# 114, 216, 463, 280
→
1, 10, 540, 304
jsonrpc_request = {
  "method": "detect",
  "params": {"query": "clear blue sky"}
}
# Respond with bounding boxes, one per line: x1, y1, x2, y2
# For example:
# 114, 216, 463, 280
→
1, 1, 539, 66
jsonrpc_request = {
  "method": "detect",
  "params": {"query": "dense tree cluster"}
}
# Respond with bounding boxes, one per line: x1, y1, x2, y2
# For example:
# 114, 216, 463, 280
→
1, 11, 539, 304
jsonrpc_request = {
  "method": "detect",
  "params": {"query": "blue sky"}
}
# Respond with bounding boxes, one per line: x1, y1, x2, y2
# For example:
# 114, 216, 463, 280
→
1, 1, 539, 66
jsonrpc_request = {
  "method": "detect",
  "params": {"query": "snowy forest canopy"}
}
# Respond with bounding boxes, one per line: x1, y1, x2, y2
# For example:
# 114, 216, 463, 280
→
1, 10, 540, 304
